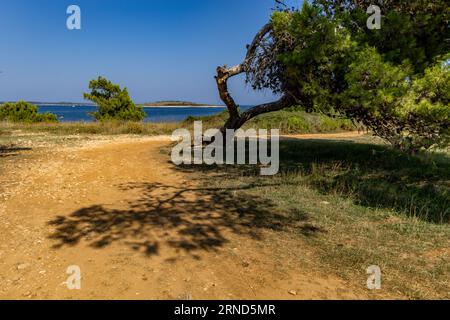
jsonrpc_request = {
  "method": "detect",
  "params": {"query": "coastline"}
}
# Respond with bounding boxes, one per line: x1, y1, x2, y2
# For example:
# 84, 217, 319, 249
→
140, 105, 225, 109
32, 104, 225, 109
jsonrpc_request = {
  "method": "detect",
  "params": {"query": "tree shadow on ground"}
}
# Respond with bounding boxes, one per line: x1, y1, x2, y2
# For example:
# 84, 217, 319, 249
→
173, 138, 450, 224
280, 139, 449, 223
0, 145, 32, 158
48, 182, 311, 258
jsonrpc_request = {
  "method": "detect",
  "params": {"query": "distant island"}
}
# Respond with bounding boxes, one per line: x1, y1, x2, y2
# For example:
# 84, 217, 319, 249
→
139, 101, 224, 108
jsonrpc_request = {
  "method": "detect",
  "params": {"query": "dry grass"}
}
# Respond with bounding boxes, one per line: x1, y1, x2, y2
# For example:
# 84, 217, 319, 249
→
0, 121, 180, 136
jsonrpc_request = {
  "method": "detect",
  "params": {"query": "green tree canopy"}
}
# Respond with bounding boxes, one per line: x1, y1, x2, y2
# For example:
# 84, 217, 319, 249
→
216, 0, 450, 151
84, 76, 146, 122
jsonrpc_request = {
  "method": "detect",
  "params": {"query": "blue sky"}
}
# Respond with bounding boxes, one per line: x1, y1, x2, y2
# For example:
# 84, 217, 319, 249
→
0, 0, 300, 104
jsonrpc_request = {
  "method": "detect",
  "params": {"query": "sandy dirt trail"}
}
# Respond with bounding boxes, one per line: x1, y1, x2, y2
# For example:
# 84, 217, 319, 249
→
0, 135, 368, 299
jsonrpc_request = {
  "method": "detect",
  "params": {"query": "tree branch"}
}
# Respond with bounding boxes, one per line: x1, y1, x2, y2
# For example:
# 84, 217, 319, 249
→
235, 95, 295, 129
215, 23, 274, 126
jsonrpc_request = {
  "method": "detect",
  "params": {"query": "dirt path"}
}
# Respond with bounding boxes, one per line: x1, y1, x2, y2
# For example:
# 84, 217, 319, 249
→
0, 134, 370, 299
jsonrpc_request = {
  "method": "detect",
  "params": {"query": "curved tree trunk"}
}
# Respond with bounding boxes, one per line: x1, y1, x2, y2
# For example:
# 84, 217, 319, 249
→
215, 23, 295, 132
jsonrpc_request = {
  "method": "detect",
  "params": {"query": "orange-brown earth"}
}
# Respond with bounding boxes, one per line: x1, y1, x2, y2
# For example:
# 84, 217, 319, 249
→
0, 133, 374, 300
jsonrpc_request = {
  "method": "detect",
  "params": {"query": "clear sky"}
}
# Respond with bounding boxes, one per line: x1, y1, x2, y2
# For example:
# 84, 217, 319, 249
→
0, 0, 300, 105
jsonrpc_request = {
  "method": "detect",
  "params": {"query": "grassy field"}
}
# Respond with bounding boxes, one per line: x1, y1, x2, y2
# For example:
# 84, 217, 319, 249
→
0, 108, 357, 136
174, 136, 450, 299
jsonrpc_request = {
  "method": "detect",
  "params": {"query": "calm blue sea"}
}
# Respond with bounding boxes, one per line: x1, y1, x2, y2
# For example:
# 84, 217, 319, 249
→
37, 105, 250, 123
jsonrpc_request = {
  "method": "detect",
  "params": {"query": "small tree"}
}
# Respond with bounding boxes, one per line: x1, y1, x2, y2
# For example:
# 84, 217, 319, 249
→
84, 76, 146, 121
0, 101, 58, 123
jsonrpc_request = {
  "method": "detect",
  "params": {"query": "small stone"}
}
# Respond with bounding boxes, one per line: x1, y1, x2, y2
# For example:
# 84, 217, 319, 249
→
288, 290, 297, 296
242, 261, 250, 268
17, 263, 30, 270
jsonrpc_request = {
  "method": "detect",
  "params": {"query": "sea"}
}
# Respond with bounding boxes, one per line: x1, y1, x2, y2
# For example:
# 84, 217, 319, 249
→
36, 105, 251, 123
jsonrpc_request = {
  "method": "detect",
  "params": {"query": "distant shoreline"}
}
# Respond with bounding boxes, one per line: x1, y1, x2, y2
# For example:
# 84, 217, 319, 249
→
2, 101, 226, 108
141, 105, 225, 109
36, 103, 94, 107
33, 104, 225, 109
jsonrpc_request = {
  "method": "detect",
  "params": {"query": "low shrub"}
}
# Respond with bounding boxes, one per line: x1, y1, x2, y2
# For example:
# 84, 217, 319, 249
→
0, 101, 58, 123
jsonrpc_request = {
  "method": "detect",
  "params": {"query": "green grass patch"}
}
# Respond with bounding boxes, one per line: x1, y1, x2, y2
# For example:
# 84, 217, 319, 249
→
183, 109, 357, 134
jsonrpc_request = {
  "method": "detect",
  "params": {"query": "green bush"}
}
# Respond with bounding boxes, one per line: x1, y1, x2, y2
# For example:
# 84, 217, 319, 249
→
0, 101, 58, 123
287, 116, 311, 132
318, 116, 354, 132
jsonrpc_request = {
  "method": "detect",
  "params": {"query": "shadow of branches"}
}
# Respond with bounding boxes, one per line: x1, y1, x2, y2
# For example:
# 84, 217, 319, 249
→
278, 139, 450, 223
0, 145, 31, 158
171, 138, 450, 223
48, 182, 308, 258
